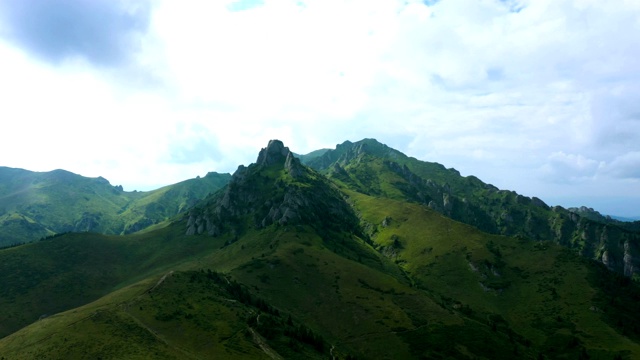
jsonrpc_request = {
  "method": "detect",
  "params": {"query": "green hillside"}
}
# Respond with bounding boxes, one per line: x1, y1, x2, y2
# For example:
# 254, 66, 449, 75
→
0, 225, 222, 339
304, 139, 640, 281
1, 140, 639, 359
0, 167, 231, 246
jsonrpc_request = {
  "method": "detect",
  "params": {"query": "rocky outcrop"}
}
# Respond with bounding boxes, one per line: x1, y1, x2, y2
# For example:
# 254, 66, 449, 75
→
185, 140, 361, 239
624, 241, 636, 277
256, 140, 290, 166
73, 212, 101, 232
124, 218, 154, 234
285, 152, 303, 179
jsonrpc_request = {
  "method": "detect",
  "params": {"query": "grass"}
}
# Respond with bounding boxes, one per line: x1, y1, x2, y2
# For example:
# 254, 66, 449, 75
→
348, 190, 640, 359
2, 203, 639, 358
314, 139, 640, 281
0, 224, 222, 339
2, 149, 640, 359
0, 167, 230, 246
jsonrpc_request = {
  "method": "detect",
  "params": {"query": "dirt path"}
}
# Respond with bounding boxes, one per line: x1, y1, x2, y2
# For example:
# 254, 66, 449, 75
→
248, 327, 283, 360
123, 310, 199, 360
147, 271, 174, 293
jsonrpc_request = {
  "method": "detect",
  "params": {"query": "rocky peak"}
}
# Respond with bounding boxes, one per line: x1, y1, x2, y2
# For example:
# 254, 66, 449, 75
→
256, 140, 291, 166
285, 151, 304, 178
185, 139, 361, 238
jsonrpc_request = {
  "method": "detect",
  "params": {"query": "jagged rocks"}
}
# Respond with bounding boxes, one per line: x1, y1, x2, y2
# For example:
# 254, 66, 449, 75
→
256, 140, 290, 165
601, 250, 613, 270
185, 210, 223, 237
624, 241, 635, 277
285, 152, 303, 179
260, 188, 307, 227
443, 193, 453, 213
185, 139, 362, 239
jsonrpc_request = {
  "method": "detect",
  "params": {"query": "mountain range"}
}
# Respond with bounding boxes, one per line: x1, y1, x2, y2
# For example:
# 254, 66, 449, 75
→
0, 167, 231, 247
1, 138, 639, 359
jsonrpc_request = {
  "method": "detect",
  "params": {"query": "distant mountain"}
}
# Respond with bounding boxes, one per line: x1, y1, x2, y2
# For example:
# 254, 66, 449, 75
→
292, 148, 330, 163
302, 139, 640, 280
612, 215, 640, 222
0, 167, 231, 246
1, 139, 640, 359
568, 206, 640, 225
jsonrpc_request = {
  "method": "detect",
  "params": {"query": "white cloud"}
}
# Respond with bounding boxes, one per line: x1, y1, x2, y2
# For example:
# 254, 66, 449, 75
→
541, 151, 602, 182
604, 152, 640, 179
0, 0, 639, 215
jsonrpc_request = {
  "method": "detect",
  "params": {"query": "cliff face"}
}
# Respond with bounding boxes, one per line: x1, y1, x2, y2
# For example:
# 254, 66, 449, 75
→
390, 161, 640, 279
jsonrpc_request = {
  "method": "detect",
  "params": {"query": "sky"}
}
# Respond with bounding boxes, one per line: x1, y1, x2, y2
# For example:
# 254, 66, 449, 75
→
0, 0, 639, 217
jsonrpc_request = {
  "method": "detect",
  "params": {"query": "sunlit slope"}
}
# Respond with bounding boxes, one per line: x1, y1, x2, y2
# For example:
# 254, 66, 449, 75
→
349, 190, 640, 359
119, 172, 231, 234
0, 166, 230, 245
305, 139, 640, 280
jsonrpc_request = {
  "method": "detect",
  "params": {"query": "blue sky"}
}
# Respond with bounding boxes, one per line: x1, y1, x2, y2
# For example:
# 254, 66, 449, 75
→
0, 0, 639, 217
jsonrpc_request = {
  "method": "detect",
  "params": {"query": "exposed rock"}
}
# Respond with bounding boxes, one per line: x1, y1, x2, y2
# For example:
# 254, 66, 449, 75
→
307, 138, 640, 279
428, 201, 441, 212
623, 241, 635, 277
185, 139, 362, 239
285, 152, 303, 179
233, 165, 248, 180
602, 250, 612, 269
443, 193, 453, 213
500, 211, 513, 223
256, 140, 290, 166
185, 214, 197, 235
124, 218, 154, 234
74, 212, 101, 232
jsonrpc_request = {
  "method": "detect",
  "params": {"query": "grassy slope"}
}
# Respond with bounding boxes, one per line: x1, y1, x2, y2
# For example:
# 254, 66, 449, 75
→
1, 150, 640, 359
292, 148, 330, 163
0, 224, 463, 359
0, 271, 287, 360
0, 224, 221, 339
0, 168, 140, 244
312, 139, 640, 280
1, 200, 639, 358
118, 172, 232, 234
0, 167, 230, 246
349, 191, 640, 359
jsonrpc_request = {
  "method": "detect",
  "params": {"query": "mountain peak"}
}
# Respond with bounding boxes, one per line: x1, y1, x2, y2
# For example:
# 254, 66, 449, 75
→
185, 140, 360, 237
256, 139, 290, 166
305, 138, 406, 171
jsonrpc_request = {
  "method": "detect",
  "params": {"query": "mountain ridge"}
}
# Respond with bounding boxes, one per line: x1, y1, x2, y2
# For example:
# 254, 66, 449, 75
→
1, 139, 640, 359
0, 166, 231, 246
302, 139, 640, 280
184, 140, 361, 240
3, 139, 638, 279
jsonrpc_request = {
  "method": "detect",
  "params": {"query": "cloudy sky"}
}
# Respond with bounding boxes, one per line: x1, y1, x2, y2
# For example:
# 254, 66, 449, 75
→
1, 0, 639, 217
